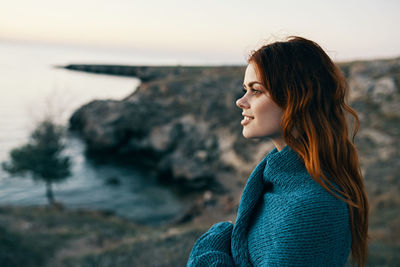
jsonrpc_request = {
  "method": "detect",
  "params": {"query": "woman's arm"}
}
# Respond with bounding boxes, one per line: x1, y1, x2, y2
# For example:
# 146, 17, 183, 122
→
187, 221, 235, 267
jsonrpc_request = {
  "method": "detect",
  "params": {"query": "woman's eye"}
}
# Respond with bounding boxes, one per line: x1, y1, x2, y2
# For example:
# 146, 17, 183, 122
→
242, 88, 261, 95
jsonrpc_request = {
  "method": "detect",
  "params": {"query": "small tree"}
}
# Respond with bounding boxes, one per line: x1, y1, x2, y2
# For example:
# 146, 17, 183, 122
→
2, 118, 71, 206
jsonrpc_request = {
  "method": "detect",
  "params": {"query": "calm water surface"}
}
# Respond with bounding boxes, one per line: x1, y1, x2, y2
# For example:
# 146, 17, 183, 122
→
0, 41, 186, 226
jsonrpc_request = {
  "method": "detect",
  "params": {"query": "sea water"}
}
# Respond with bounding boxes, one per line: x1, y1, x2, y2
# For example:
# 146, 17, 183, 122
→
0, 40, 185, 226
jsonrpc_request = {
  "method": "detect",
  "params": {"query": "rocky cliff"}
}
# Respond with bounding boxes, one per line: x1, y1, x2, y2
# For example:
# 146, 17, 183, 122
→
66, 60, 400, 198
338, 58, 400, 246
67, 64, 269, 193
59, 58, 400, 264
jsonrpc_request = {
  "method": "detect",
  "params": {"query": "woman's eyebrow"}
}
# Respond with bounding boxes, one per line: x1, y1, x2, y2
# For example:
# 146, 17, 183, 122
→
243, 81, 263, 88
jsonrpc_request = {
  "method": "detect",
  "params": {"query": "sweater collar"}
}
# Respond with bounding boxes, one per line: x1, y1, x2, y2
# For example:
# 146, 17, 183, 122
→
231, 144, 305, 266
263, 144, 306, 191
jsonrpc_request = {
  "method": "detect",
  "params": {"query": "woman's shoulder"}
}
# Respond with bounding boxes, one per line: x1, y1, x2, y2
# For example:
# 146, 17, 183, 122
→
287, 168, 347, 203
284, 181, 350, 228
258, 175, 350, 232
248, 180, 352, 267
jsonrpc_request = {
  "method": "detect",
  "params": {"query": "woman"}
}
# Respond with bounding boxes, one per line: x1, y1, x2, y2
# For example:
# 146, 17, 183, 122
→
187, 36, 369, 266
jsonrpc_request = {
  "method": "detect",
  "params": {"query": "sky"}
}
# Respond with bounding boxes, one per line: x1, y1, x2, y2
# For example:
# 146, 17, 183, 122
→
1, 0, 399, 64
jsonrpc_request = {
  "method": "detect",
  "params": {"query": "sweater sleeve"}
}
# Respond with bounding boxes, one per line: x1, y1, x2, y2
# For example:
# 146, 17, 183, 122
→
187, 221, 235, 267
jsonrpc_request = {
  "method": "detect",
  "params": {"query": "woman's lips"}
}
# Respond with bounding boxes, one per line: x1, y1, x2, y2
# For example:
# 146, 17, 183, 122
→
241, 116, 254, 126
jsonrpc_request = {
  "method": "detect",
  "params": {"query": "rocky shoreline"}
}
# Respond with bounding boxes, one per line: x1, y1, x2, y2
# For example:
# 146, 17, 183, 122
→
64, 59, 400, 265
65, 59, 400, 193
64, 59, 400, 217
67, 64, 270, 191
2, 59, 397, 266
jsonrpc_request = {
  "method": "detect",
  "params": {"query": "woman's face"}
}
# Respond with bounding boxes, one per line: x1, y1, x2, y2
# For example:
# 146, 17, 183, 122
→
236, 62, 285, 141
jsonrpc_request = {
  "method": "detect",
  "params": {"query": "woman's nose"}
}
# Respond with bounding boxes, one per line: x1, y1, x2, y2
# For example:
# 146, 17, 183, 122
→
236, 96, 249, 109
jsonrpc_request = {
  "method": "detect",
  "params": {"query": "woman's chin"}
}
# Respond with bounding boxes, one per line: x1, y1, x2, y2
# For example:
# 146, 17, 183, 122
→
242, 130, 276, 141
242, 130, 255, 139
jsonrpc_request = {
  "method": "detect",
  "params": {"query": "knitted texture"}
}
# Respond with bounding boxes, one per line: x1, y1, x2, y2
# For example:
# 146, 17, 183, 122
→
187, 221, 235, 266
187, 145, 352, 266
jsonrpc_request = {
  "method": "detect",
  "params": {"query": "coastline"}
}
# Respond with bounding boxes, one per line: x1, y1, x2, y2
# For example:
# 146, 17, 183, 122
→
2, 59, 396, 266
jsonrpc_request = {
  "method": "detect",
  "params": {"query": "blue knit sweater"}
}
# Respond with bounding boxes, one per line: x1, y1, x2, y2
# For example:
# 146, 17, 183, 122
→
187, 145, 352, 266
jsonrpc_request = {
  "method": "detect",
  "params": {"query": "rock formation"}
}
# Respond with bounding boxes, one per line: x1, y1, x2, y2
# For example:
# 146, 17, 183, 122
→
68, 65, 269, 192
67, 59, 400, 200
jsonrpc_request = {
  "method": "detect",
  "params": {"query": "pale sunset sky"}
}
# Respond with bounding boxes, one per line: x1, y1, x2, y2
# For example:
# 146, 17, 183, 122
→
1, 0, 399, 64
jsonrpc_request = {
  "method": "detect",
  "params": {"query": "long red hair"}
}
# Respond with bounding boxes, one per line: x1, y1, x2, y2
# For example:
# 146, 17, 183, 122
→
248, 36, 369, 266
